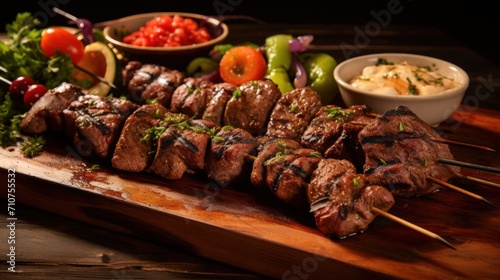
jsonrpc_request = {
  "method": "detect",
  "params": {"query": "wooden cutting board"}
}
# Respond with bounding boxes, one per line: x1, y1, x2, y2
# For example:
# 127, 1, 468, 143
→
1, 105, 499, 279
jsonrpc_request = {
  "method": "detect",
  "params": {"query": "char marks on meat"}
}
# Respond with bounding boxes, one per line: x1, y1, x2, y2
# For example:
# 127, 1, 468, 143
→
62, 95, 139, 159
301, 104, 371, 157
202, 82, 237, 126
111, 104, 169, 172
170, 77, 214, 118
20, 82, 87, 134
324, 114, 373, 172
223, 80, 282, 135
250, 137, 302, 188
359, 106, 460, 197
205, 126, 257, 187
309, 159, 395, 238
266, 87, 322, 141
147, 114, 216, 179
264, 147, 322, 208
123, 61, 184, 107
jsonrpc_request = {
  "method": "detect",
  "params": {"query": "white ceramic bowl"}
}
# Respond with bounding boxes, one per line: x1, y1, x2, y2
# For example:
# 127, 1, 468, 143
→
334, 53, 469, 126
103, 12, 229, 69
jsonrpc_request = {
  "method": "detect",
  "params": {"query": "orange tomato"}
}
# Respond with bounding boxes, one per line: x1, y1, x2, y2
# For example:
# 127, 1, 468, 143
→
218, 46, 267, 85
40, 27, 85, 64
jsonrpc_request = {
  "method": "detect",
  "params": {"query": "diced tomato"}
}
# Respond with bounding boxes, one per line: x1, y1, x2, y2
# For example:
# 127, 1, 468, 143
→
122, 15, 214, 47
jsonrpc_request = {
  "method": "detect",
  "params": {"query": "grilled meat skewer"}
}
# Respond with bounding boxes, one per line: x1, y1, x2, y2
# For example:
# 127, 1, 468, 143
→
16, 83, 479, 243
359, 106, 460, 197
19, 80, 464, 199
309, 158, 395, 238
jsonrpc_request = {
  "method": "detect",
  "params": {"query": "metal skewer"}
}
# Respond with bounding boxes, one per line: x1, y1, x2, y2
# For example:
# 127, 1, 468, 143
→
73, 64, 117, 89
53, 7, 78, 21
364, 112, 496, 152
438, 158, 500, 174
0, 75, 12, 85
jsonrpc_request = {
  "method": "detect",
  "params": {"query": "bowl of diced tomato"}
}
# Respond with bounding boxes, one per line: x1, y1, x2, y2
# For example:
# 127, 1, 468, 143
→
103, 12, 228, 69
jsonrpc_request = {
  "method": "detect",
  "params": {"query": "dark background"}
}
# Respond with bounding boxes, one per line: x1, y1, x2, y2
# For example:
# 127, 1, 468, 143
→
2, 0, 499, 66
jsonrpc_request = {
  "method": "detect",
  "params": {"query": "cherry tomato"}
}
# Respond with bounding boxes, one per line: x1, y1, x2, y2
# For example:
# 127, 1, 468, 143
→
41, 27, 85, 64
8, 76, 35, 103
23, 84, 48, 110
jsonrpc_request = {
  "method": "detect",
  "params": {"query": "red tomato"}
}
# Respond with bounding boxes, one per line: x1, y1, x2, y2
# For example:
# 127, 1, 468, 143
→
23, 84, 48, 110
41, 27, 85, 64
219, 46, 267, 86
122, 15, 213, 47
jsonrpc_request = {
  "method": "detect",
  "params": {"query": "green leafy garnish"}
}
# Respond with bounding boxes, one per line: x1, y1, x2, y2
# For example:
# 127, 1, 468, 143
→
376, 58, 393, 66
20, 135, 45, 158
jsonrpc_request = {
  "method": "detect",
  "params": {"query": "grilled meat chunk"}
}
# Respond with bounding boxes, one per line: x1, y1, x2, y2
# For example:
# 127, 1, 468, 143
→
111, 104, 169, 172
63, 95, 139, 159
266, 87, 322, 141
359, 106, 460, 197
170, 77, 214, 118
202, 82, 237, 126
205, 126, 257, 187
124, 61, 184, 106
263, 148, 322, 208
20, 82, 87, 134
309, 159, 395, 238
301, 105, 371, 156
307, 159, 356, 204
223, 80, 282, 135
148, 116, 216, 179
324, 114, 373, 171
250, 137, 302, 188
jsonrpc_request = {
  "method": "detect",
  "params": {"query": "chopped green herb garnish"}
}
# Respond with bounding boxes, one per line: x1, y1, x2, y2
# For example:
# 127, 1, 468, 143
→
90, 164, 100, 171
20, 135, 45, 158
140, 126, 166, 143
212, 135, 225, 142
376, 58, 393, 66
406, 78, 419, 95
146, 98, 159, 104
324, 107, 351, 122
398, 121, 405, 132
308, 151, 322, 158
352, 177, 359, 187
232, 88, 242, 99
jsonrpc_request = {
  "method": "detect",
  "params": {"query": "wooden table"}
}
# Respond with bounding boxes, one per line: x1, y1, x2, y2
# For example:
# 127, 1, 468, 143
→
1, 22, 500, 280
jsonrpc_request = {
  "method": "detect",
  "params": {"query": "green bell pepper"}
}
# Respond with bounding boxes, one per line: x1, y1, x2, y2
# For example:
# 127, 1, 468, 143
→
300, 52, 338, 105
266, 67, 294, 94
264, 34, 294, 94
186, 57, 219, 77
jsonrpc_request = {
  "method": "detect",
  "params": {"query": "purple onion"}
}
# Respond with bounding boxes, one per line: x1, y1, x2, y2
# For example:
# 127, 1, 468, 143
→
72, 19, 95, 45
290, 54, 307, 88
289, 35, 314, 54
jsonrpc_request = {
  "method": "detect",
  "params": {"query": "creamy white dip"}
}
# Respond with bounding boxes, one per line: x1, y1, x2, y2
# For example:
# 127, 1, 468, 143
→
349, 60, 460, 96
